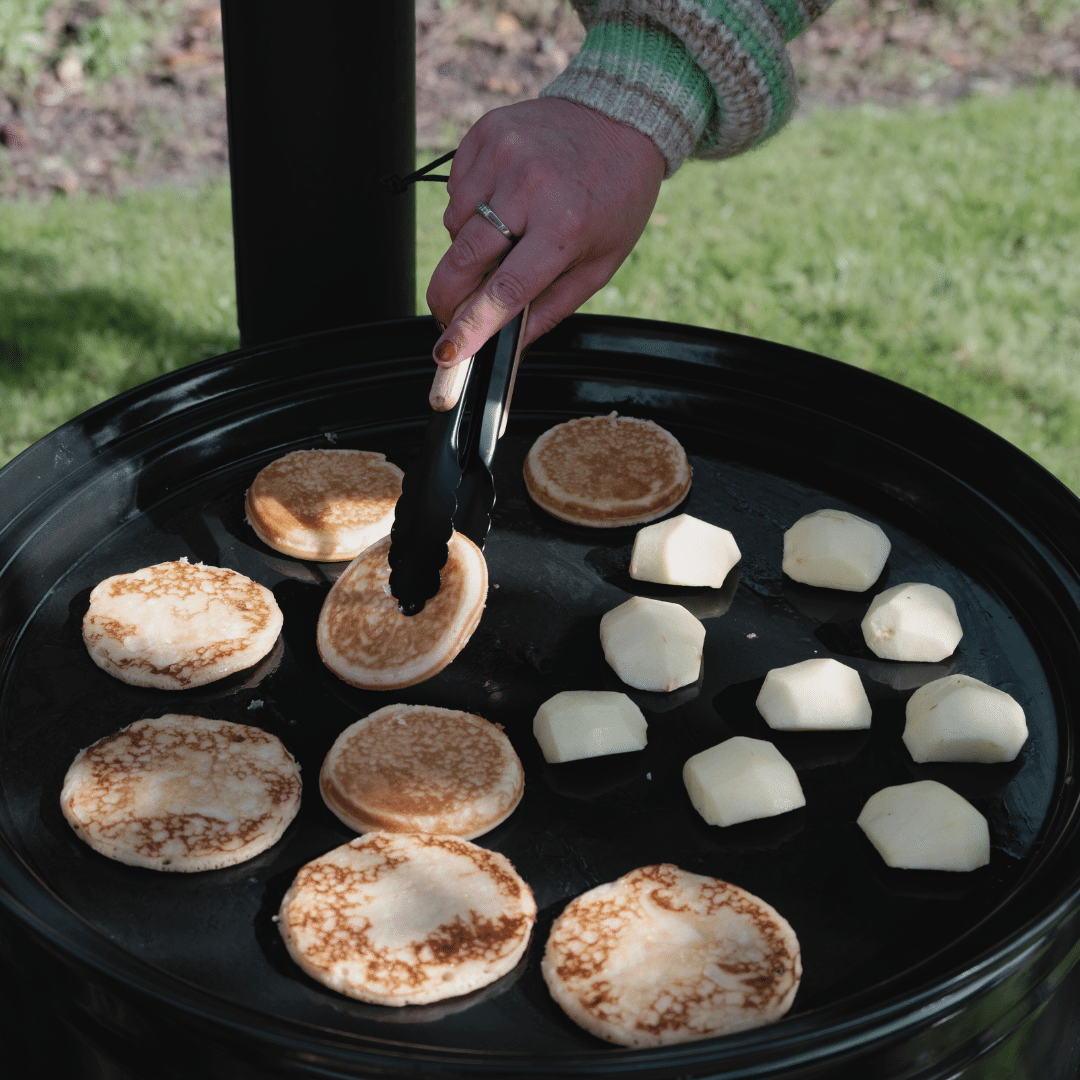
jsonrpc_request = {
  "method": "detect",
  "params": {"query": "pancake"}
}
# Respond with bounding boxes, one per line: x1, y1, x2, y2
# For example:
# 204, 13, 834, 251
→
523, 413, 692, 527
245, 449, 404, 561
278, 832, 536, 1006
317, 532, 487, 691
542, 864, 802, 1047
320, 704, 524, 839
82, 559, 283, 690
60, 714, 302, 872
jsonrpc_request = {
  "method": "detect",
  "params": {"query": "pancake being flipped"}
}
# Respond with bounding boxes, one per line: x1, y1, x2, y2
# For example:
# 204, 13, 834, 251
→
82, 559, 283, 690
542, 864, 801, 1047
524, 413, 692, 527
245, 449, 404, 561
278, 832, 536, 1006
317, 532, 487, 691
60, 715, 302, 872
320, 704, 524, 839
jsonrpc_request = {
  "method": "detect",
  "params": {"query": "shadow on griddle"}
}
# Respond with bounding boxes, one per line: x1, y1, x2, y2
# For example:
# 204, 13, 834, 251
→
907, 757, 1025, 801
687, 803, 808, 853
814, 620, 963, 679
584, 545, 741, 620
855, 824, 998, 902
782, 578, 878, 624
862, 657, 958, 692
811, 620, 881, 662
540, 751, 647, 801
255, 860, 531, 1025
713, 678, 871, 769
601, 661, 703, 714
524, 501, 643, 547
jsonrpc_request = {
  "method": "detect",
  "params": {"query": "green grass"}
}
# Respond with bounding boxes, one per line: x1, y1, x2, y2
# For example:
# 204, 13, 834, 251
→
0, 181, 238, 462
1, 86, 1077, 497
418, 84, 1080, 492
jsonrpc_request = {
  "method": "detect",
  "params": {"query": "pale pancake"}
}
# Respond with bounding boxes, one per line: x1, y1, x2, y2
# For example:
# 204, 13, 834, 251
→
524, 413, 692, 527
60, 715, 301, 872
320, 704, 523, 839
542, 864, 801, 1047
278, 832, 536, 1006
82, 559, 283, 690
317, 532, 487, 691
245, 449, 404, 561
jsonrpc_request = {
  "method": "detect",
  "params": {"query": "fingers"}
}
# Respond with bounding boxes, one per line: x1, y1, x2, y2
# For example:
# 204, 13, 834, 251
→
520, 257, 620, 349
431, 232, 575, 366
426, 212, 515, 337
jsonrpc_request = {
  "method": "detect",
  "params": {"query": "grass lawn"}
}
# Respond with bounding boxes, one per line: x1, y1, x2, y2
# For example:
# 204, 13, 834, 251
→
420, 85, 1080, 493
0, 180, 238, 463
1, 86, 1077, 497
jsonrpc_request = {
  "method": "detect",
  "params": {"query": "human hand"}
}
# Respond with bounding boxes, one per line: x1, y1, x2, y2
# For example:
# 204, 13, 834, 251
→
426, 97, 666, 366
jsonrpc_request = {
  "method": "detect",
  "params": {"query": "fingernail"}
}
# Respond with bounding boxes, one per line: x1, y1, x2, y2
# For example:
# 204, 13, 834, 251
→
434, 339, 458, 365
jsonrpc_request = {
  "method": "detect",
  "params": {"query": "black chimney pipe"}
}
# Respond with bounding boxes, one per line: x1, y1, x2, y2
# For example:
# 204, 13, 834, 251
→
220, 2, 417, 348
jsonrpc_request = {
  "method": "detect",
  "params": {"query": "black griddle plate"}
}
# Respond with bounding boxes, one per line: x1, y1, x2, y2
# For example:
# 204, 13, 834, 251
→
2, 315, 1080, 1077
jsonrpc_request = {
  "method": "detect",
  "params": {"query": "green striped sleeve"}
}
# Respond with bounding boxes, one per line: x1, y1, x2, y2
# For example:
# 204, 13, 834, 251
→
541, 0, 838, 175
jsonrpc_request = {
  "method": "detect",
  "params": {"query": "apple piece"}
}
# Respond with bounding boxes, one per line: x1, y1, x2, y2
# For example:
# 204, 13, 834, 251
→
533, 690, 648, 764
857, 779, 989, 871
903, 674, 1027, 763
756, 657, 872, 731
600, 596, 706, 692
782, 509, 891, 592
629, 514, 741, 588
861, 582, 963, 662
683, 736, 805, 827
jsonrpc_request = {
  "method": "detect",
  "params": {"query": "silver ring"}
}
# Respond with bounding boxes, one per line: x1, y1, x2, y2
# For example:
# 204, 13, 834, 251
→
477, 201, 514, 241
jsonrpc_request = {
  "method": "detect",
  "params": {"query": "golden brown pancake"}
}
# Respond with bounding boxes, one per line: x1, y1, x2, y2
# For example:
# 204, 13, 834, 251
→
278, 832, 536, 1005
316, 532, 487, 691
82, 559, 283, 689
524, 413, 692, 527
320, 704, 524, 839
542, 864, 801, 1047
245, 449, 404, 561
60, 715, 302, 872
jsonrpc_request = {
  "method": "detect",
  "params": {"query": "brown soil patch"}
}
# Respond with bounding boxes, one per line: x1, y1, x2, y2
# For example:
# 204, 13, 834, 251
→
0, 0, 1076, 200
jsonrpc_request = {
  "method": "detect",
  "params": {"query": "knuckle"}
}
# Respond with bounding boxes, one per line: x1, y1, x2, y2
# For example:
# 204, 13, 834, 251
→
445, 231, 487, 272
488, 269, 531, 310
443, 202, 469, 236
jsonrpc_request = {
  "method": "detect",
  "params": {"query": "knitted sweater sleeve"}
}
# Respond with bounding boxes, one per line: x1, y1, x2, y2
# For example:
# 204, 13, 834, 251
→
540, 0, 836, 177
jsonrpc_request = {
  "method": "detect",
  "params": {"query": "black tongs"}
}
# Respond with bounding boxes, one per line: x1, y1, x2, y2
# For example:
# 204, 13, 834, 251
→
387, 303, 528, 616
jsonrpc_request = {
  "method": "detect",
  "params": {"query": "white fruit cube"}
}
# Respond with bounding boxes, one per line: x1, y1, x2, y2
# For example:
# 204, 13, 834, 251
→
857, 780, 989, 871
600, 596, 706, 692
861, 582, 963, 662
533, 690, 648, 764
629, 514, 741, 588
903, 674, 1027, 763
782, 509, 891, 592
756, 658, 872, 730
683, 736, 805, 827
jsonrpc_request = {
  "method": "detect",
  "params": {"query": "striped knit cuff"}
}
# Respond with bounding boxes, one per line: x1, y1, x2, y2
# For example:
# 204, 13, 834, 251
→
543, 0, 818, 175
540, 15, 714, 178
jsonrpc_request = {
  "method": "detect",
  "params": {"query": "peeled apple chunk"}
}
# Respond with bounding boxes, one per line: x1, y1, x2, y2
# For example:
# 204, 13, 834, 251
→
782, 509, 891, 592
533, 690, 648, 764
857, 780, 989, 871
861, 582, 963, 662
600, 596, 706, 692
629, 514, 741, 588
683, 736, 805, 827
756, 658, 872, 731
903, 674, 1027, 763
